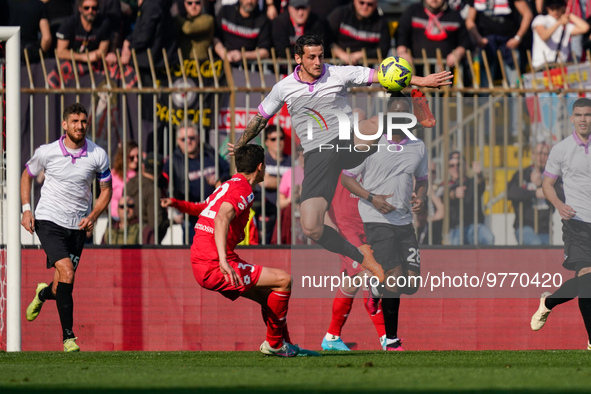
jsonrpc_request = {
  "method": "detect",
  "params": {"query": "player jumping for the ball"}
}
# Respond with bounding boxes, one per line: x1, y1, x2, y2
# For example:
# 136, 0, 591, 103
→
229, 34, 450, 283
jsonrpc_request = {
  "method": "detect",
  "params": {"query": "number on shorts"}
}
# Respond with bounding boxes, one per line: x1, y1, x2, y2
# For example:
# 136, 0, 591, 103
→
407, 247, 420, 264
201, 183, 230, 219
70, 254, 80, 270
238, 263, 255, 272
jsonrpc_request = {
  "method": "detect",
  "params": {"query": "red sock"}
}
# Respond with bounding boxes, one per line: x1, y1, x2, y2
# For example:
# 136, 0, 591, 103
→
327, 288, 355, 337
363, 290, 386, 337
265, 290, 290, 349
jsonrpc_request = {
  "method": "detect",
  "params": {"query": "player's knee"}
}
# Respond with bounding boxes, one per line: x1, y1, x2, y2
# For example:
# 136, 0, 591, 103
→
276, 270, 292, 292
302, 224, 322, 241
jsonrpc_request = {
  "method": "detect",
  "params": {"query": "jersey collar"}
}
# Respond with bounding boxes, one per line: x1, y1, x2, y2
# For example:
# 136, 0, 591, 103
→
293, 64, 326, 92
59, 135, 88, 164
573, 131, 590, 154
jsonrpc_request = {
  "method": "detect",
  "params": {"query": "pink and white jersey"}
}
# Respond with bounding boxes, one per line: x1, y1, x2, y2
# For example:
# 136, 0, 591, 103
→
191, 174, 255, 262
544, 132, 591, 223
26, 135, 111, 229
344, 135, 428, 226
258, 63, 375, 153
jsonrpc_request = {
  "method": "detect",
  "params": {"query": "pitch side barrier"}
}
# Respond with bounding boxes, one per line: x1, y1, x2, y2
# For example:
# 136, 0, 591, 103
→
6, 46, 591, 249
3, 246, 583, 352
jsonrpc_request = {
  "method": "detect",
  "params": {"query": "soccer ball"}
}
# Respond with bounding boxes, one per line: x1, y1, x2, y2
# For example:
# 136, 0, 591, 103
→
377, 56, 412, 92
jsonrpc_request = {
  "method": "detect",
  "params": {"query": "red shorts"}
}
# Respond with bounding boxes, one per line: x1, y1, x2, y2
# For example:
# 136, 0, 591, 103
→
192, 257, 262, 301
339, 224, 366, 277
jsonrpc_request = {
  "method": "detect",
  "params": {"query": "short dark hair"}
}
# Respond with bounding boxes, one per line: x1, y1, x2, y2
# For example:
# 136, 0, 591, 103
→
387, 91, 412, 113
235, 144, 265, 174
573, 98, 591, 111
294, 34, 323, 57
63, 103, 88, 121
264, 125, 283, 139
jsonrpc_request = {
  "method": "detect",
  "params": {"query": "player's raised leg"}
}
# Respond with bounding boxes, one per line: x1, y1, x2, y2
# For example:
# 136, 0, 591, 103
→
300, 200, 384, 281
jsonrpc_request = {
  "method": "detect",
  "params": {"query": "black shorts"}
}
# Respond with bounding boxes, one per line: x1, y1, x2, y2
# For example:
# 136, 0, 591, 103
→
300, 135, 375, 205
35, 220, 85, 270
562, 219, 591, 272
364, 222, 420, 273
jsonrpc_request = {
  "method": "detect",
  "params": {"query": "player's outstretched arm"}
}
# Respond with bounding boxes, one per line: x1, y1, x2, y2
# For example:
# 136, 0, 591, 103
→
20, 169, 35, 234
161, 197, 208, 216
79, 179, 113, 232
228, 113, 269, 155
410, 71, 453, 88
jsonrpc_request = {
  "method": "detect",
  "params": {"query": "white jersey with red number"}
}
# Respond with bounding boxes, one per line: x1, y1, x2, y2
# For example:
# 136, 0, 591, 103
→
191, 174, 255, 261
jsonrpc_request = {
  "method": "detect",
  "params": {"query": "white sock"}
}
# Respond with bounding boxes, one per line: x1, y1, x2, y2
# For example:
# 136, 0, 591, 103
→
386, 337, 400, 345
325, 333, 340, 341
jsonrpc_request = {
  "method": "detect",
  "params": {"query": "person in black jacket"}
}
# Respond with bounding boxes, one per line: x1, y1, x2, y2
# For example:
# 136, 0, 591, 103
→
326, 0, 390, 64
163, 125, 230, 244
508, 141, 564, 245
213, 0, 271, 65
120, 0, 177, 69
271, 0, 326, 58
444, 151, 494, 245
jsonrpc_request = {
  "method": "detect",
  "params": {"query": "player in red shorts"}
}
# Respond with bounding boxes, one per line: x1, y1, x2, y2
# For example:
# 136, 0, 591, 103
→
321, 176, 386, 351
161, 144, 317, 357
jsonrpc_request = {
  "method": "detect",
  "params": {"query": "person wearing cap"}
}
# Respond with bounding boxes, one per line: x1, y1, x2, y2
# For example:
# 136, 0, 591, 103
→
531, 0, 589, 69
126, 152, 170, 244
326, 0, 391, 64
271, 0, 326, 58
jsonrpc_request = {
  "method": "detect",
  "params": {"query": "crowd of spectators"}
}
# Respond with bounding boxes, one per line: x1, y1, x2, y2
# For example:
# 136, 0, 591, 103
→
4, 0, 575, 245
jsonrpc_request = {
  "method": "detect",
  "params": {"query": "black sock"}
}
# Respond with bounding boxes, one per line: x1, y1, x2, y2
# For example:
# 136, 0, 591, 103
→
39, 285, 55, 302
56, 282, 75, 341
545, 276, 578, 310
577, 274, 591, 343
316, 226, 364, 263
382, 297, 400, 339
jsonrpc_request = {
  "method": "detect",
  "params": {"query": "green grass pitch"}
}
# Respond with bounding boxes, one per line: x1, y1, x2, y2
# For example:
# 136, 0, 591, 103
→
1, 350, 591, 393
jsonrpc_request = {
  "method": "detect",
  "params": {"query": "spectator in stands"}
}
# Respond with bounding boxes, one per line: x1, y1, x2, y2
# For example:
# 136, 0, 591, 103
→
0, 0, 52, 62
163, 125, 230, 243
310, 0, 349, 18
275, 144, 305, 244
213, 0, 272, 65
45, 0, 75, 51
531, 0, 589, 69
396, 0, 471, 71
445, 151, 494, 245
102, 196, 141, 245
175, 0, 215, 61
127, 152, 169, 244
120, 0, 177, 69
465, 0, 532, 87
110, 141, 139, 221
99, 0, 123, 49
508, 141, 564, 245
326, 0, 390, 64
271, 0, 325, 58
417, 162, 445, 245
260, 125, 291, 244
55, 0, 115, 64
